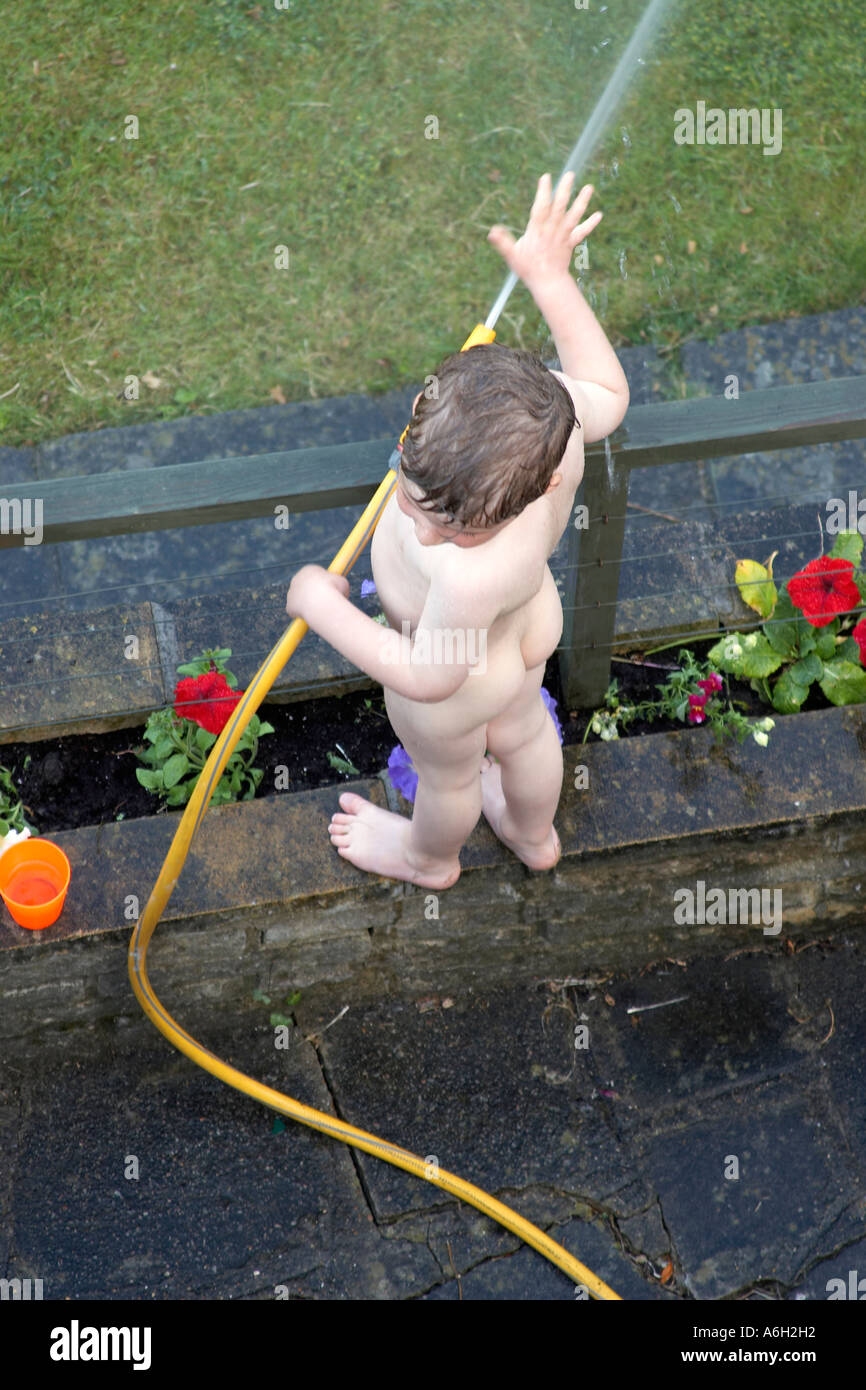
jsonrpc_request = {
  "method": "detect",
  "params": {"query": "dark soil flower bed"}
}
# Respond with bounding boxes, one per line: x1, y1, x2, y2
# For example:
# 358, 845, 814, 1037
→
0, 642, 836, 837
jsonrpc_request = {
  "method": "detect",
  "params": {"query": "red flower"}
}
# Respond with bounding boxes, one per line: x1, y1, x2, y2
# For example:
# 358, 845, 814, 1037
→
174, 672, 243, 735
853, 617, 866, 666
787, 557, 861, 627
698, 672, 723, 696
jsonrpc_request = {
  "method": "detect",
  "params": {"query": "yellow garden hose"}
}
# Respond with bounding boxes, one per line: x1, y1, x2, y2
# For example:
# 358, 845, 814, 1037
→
128, 321, 621, 1301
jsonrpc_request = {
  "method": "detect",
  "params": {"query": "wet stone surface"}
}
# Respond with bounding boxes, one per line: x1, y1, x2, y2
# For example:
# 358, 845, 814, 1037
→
4, 942, 863, 1301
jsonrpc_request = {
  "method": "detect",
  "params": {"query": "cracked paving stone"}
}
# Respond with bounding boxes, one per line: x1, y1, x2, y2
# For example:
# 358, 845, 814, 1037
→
316, 984, 637, 1225
633, 1078, 858, 1300
421, 1217, 668, 1300
786, 1234, 866, 1302
2, 1018, 437, 1300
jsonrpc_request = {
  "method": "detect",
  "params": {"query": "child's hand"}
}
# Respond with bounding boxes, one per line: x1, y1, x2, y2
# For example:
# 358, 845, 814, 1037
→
286, 566, 350, 623
487, 172, 602, 290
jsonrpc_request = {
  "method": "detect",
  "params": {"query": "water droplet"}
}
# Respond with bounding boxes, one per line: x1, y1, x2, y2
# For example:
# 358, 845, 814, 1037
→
611, 159, 619, 178
621, 127, 631, 148
668, 192, 682, 214
618, 249, 628, 279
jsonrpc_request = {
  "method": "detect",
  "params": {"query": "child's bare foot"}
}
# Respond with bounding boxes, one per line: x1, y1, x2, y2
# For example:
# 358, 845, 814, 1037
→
480, 759, 561, 870
328, 792, 461, 888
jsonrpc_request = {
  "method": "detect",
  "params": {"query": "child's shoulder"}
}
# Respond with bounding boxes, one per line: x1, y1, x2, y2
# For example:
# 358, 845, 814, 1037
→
432, 500, 554, 620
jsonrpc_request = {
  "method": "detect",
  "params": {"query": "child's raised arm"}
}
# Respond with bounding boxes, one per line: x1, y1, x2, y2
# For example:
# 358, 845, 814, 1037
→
488, 172, 629, 444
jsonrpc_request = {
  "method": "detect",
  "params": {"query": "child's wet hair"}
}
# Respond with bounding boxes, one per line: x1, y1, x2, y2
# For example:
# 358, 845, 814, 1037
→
400, 343, 577, 529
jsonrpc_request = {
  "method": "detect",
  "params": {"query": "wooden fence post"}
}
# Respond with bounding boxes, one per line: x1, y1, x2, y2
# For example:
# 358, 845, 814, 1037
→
559, 446, 630, 710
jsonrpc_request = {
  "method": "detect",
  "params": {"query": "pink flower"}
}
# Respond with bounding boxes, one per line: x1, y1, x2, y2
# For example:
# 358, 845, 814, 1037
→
688, 693, 707, 725
698, 672, 723, 695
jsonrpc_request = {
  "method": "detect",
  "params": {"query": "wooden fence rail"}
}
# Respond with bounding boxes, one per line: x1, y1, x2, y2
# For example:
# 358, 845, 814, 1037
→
2, 376, 865, 706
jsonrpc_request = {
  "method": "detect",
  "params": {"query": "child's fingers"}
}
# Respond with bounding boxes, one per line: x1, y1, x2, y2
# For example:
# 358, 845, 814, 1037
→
569, 210, 603, 243
552, 169, 576, 215
487, 224, 518, 257
528, 172, 553, 224
564, 183, 596, 229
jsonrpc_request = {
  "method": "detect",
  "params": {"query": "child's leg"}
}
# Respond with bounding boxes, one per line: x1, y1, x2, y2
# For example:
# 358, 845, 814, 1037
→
328, 712, 487, 889
481, 661, 563, 869
404, 724, 487, 865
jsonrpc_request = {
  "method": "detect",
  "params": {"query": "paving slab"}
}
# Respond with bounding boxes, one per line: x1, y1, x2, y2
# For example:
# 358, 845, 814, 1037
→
634, 1078, 858, 1299
787, 1235, 866, 1302
3, 1017, 437, 1301
2, 943, 864, 1301
315, 983, 642, 1225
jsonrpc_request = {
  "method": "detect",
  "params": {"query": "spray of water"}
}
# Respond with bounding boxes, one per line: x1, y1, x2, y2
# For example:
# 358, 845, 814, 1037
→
485, 0, 679, 330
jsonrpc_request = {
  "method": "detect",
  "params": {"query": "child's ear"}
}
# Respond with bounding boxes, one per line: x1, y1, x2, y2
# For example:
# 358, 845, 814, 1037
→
544, 470, 563, 495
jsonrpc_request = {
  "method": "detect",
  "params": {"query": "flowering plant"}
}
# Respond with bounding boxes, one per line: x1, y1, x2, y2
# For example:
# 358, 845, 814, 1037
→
0, 762, 35, 843
584, 649, 772, 745
707, 531, 866, 713
135, 648, 274, 808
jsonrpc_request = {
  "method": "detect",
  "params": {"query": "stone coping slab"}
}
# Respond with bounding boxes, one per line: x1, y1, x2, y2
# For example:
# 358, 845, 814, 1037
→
1, 704, 864, 1046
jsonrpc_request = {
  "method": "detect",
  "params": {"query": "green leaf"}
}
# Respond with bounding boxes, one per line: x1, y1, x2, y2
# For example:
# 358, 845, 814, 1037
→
734, 632, 784, 679
164, 783, 191, 806
788, 652, 822, 685
194, 726, 217, 751
0, 818, 9, 836
269, 1012, 293, 1027
326, 751, 360, 775
285, 990, 302, 1007
135, 768, 164, 791
763, 590, 799, 657
819, 660, 866, 706
252, 988, 271, 1004
828, 529, 864, 566
815, 622, 839, 660
162, 753, 190, 789
735, 558, 777, 620
771, 669, 810, 714
765, 590, 816, 658
257, 722, 275, 737
837, 636, 862, 663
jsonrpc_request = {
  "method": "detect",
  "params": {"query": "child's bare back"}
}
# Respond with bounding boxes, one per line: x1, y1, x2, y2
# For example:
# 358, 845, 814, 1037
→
370, 405, 585, 746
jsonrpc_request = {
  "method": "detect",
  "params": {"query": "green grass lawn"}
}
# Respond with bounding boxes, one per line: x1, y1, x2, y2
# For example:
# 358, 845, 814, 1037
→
1, 0, 863, 449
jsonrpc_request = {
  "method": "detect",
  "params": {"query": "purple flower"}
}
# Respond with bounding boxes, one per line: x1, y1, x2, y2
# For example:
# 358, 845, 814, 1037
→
361, 579, 377, 597
388, 744, 418, 802
540, 686, 563, 744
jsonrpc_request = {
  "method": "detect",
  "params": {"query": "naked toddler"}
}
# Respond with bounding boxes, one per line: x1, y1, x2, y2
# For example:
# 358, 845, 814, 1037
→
285, 172, 630, 888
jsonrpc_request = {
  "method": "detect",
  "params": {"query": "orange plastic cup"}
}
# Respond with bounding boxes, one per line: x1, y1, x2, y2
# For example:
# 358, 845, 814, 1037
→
0, 838, 71, 929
